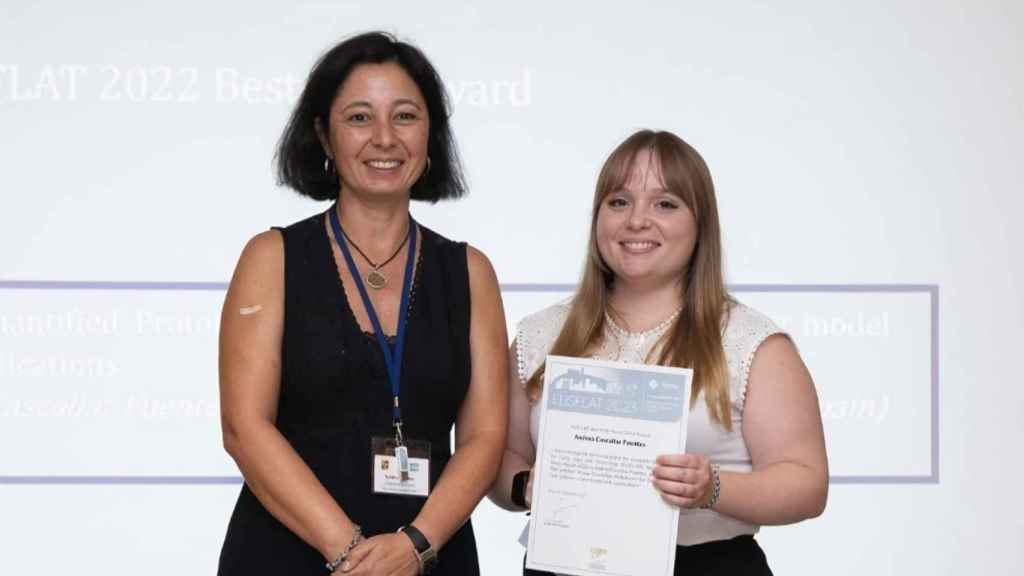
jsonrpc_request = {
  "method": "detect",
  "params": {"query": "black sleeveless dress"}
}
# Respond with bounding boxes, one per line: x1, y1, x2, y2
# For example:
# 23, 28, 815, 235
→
218, 212, 479, 575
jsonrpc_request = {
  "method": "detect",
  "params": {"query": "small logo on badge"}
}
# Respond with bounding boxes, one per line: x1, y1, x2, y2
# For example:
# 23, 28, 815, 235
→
381, 459, 390, 471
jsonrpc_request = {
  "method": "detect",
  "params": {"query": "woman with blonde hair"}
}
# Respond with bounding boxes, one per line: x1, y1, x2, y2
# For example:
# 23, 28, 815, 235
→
490, 130, 828, 575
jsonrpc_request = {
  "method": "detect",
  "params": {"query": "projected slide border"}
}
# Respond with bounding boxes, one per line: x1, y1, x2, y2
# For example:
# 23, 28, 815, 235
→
0, 281, 938, 486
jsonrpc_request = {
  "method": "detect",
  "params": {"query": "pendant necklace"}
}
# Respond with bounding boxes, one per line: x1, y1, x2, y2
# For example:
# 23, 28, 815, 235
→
338, 222, 411, 290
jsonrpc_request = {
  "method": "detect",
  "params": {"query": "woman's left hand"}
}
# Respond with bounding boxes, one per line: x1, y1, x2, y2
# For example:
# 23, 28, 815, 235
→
342, 533, 419, 576
651, 453, 713, 509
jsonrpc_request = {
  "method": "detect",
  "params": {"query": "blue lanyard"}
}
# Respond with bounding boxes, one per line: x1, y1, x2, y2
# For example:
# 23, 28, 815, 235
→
328, 205, 417, 440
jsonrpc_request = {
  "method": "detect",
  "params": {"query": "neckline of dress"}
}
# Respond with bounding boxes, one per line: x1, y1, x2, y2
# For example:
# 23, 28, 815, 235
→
604, 306, 683, 340
323, 211, 426, 340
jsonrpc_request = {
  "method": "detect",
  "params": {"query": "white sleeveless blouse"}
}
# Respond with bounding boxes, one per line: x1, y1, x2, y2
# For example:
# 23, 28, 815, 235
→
515, 299, 784, 546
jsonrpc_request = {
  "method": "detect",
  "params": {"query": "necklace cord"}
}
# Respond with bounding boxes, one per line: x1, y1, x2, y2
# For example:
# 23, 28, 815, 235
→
339, 220, 411, 270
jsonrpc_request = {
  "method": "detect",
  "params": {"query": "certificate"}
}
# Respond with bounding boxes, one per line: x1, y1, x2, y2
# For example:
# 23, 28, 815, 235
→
525, 355, 692, 576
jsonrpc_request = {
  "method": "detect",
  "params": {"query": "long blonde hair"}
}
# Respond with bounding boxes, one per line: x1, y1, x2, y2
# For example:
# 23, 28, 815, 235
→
526, 130, 735, 428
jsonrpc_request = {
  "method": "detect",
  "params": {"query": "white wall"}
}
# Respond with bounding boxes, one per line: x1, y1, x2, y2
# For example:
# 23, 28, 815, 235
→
1, 1, 1022, 574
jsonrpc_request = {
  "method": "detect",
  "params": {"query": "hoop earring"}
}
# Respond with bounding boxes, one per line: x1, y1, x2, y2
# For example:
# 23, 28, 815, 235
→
425, 156, 432, 173
323, 157, 335, 175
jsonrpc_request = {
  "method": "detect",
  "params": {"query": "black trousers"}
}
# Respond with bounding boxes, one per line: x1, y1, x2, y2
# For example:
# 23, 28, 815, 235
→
523, 535, 772, 576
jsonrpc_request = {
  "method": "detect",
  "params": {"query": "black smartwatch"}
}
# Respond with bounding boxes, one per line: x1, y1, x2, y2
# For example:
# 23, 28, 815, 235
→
399, 524, 437, 574
511, 469, 531, 509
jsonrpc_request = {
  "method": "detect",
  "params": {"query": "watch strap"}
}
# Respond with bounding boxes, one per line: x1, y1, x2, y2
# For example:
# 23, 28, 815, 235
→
399, 524, 437, 573
511, 469, 531, 509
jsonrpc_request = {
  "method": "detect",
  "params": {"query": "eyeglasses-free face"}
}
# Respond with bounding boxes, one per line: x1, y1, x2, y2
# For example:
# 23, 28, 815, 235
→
320, 61, 431, 200
596, 147, 698, 292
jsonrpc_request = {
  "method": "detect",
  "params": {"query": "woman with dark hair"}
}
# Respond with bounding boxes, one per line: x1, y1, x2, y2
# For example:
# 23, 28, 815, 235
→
490, 130, 828, 575
218, 32, 507, 575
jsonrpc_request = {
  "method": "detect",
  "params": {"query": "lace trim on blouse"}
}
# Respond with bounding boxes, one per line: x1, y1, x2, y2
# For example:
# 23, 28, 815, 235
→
515, 301, 784, 412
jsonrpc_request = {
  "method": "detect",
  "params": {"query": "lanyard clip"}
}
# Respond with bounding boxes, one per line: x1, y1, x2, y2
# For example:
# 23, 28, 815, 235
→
394, 421, 410, 481
394, 420, 405, 447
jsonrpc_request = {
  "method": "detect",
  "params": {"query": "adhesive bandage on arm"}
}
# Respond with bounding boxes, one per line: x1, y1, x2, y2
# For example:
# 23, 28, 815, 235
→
239, 304, 263, 316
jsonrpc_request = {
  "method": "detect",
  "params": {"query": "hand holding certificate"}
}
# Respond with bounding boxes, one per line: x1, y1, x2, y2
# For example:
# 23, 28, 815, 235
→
526, 355, 693, 576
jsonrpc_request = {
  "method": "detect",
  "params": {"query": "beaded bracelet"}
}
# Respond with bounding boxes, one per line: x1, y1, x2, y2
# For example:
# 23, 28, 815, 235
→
325, 525, 363, 573
700, 464, 721, 510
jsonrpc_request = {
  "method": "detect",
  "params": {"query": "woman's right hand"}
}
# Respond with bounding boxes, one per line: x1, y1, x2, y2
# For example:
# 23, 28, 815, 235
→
338, 533, 418, 575
488, 340, 539, 511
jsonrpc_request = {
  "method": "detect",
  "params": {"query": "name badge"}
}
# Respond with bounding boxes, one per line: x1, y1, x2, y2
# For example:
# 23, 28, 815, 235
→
371, 436, 431, 498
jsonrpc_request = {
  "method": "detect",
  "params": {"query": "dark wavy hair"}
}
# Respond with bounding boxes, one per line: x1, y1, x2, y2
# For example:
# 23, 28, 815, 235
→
275, 31, 466, 202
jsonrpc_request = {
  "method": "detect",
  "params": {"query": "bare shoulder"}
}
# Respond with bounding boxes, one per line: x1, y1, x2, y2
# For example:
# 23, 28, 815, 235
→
238, 229, 284, 271
466, 244, 499, 291
751, 333, 802, 366
748, 332, 811, 393
466, 244, 496, 275
226, 230, 284, 308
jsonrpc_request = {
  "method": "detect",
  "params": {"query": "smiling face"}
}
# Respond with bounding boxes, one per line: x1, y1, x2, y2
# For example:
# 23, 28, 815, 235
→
318, 61, 430, 200
595, 147, 698, 290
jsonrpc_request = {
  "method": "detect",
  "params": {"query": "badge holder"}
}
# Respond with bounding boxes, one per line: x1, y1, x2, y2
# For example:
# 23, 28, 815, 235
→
371, 434, 432, 498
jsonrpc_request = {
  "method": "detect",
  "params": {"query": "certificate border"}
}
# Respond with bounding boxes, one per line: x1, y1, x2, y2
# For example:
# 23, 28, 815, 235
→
0, 280, 939, 485
527, 355, 688, 576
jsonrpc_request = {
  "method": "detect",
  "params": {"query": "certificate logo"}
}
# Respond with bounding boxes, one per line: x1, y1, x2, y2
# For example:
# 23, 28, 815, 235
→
588, 546, 608, 571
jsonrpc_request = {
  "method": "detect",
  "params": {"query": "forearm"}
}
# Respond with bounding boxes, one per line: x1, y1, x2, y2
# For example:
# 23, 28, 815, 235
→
410, 429, 505, 549
489, 448, 533, 511
226, 419, 356, 560
713, 461, 828, 525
